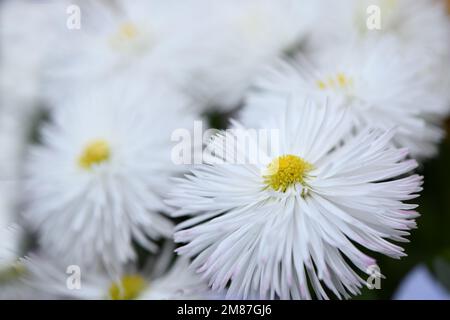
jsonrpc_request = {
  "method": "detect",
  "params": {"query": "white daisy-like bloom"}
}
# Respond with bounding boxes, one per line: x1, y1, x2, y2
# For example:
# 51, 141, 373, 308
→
23, 245, 212, 300
307, 0, 450, 108
307, 0, 450, 61
0, 224, 32, 299
22, 83, 197, 273
243, 38, 448, 159
167, 99, 422, 299
45, 0, 319, 112
0, 1, 68, 209
0, 0, 67, 110
0, 110, 33, 230
44, 0, 208, 106
181, 0, 320, 111
0, 224, 24, 273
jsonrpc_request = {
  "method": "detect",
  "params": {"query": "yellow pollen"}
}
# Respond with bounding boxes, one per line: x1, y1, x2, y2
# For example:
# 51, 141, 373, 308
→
108, 275, 147, 300
317, 73, 353, 91
109, 22, 141, 50
264, 154, 313, 192
118, 22, 138, 39
78, 140, 110, 169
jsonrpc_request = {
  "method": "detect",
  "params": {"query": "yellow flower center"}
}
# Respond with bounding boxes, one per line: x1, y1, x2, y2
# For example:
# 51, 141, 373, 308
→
109, 22, 141, 50
117, 22, 139, 39
264, 154, 313, 192
108, 275, 147, 300
317, 72, 353, 91
78, 139, 110, 169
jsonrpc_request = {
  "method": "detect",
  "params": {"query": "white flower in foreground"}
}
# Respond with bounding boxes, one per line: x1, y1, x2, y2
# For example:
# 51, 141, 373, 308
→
243, 38, 448, 159
23, 85, 195, 273
168, 100, 422, 299
23, 246, 212, 300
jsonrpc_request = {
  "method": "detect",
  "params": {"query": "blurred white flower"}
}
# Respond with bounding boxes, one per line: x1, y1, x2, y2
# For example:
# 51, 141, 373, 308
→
167, 100, 422, 299
24, 244, 213, 300
0, 1, 69, 213
22, 83, 196, 274
44, 0, 319, 113
307, 0, 450, 61
0, 110, 34, 231
0, 224, 23, 272
0, 0, 67, 111
243, 38, 448, 158
182, 0, 319, 112
44, 0, 211, 106
0, 224, 32, 299
307, 0, 450, 109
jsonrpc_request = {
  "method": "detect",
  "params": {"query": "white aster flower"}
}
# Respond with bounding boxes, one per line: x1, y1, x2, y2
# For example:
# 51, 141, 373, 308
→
22, 84, 196, 273
167, 100, 422, 299
0, 110, 35, 230
0, 0, 67, 111
308, 0, 450, 61
23, 245, 212, 300
243, 38, 448, 159
182, 0, 319, 111
0, 224, 32, 299
46, 0, 318, 113
0, 224, 24, 273
44, 0, 207, 106
308, 0, 450, 109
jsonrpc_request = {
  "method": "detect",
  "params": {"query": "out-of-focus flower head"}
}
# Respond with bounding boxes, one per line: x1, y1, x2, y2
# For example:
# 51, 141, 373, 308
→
23, 243, 214, 300
243, 37, 449, 159
22, 82, 198, 274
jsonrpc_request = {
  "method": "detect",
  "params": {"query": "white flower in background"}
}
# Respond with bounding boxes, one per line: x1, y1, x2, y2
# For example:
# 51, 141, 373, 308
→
45, 0, 319, 112
45, 0, 210, 106
182, 0, 320, 112
306, 0, 450, 108
0, 111, 34, 232
23, 84, 196, 274
0, 0, 67, 111
308, 0, 450, 61
0, 225, 32, 299
167, 100, 422, 299
0, 1, 69, 217
23, 244, 213, 300
0, 225, 24, 273
243, 38, 448, 159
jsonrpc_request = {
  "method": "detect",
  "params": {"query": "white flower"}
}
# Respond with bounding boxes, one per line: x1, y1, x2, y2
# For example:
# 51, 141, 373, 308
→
0, 110, 35, 232
0, 224, 23, 272
242, 38, 448, 159
0, 224, 31, 299
0, 0, 67, 111
182, 0, 319, 111
45, 0, 207, 106
307, 0, 450, 61
0, 2, 69, 206
45, 0, 318, 113
307, 0, 450, 110
167, 100, 422, 299
22, 84, 196, 273
23, 245, 213, 300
